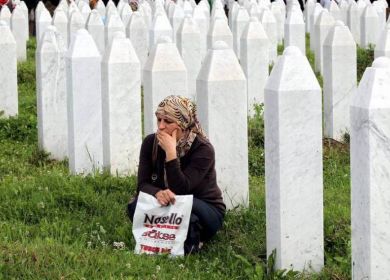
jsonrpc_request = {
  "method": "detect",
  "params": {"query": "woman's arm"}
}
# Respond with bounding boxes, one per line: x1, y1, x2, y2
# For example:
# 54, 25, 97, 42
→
164, 143, 214, 195
137, 134, 161, 196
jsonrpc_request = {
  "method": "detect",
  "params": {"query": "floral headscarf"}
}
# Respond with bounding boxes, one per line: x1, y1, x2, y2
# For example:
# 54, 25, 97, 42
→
155, 95, 207, 157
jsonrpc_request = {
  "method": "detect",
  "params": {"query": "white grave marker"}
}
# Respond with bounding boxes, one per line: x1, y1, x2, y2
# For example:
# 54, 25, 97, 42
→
65, 29, 103, 174
197, 41, 248, 209
102, 32, 141, 175
264, 46, 323, 272
351, 57, 390, 280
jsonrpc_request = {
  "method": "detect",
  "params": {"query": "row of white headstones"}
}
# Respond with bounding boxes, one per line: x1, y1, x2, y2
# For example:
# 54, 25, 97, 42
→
1, 0, 390, 277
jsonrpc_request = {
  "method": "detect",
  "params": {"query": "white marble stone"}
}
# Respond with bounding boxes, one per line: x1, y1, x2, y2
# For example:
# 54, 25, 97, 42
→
327, 0, 340, 21
351, 57, 390, 280
143, 37, 188, 135
11, 6, 27, 61
347, 1, 360, 45
0, 4, 11, 26
149, 12, 173, 50
323, 21, 356, 141
37, 7, 52, 44
19, 1, 29, 40
68, 10, 85, 46
57, 0, 69, 13
120, 3, 133, 27
233, 7, 250, 57
373, 1, 386, 37
170, 3, 184, 43
375, 24, 390, 59
80, 4, 91, 21
284, 9, 305, 55
126, 11, 148, 81
271, 3, 284, 44
65, 29, 103, 174
105, 13, 125, 47
35, 1, 45, 21
207, 17, 233, 50
101, 32, 141, 175
360, 4, 379, 48
211, 7, 228, 24
86, 10, 105, 56
96, 0, 106, 18
183, 0, 193, 15
197, 41, 248, 209
339, 0, 349, 24
264, 46, 323, 272
106, 0, 117, 18
310, 3, 323, 52
36, 26, 68, 160
260, 9, 277, 64
0, 21, 18, 118
177, 15, 200, 100
228, 1, 239, 30
240, 17, 269, 115
193, 5, 208, 61
304, 0, 316, 32
314, 10, 335, 74
53, 8, 69, 48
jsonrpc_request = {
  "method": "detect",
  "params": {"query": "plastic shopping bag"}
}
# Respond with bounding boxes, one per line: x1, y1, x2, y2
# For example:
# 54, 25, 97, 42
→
132, 191, 193, 256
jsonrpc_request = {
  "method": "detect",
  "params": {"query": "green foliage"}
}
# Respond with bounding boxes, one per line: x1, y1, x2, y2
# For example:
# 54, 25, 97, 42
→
248, 104, 265, 177
357, 45, 374, 82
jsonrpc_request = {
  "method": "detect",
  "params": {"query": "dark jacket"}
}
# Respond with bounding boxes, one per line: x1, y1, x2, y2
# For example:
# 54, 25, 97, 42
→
137, 133, 226, 214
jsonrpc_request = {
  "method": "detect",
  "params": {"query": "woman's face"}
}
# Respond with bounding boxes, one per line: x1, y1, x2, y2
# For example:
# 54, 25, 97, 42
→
157, 116, 183, 140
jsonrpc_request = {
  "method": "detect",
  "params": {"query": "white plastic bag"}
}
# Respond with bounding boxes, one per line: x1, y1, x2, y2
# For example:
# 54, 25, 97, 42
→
132, 191, 193, 256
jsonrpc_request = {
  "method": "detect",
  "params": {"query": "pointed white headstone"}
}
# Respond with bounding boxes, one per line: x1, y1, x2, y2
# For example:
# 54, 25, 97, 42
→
143, 37, 188, 135
284, 9, 305, 55
323, 21, 356, 140
101, 32, 141, 175
126, 11, 148, 81
240, 17, 269, 115
207, 17, 233, 50
264, 46, 323, 272
260, 9, 277, 64
65, 29, 103, 174
232, 7, 250, 57
177, 15, 200, 100
11, 6, 27, 61
375, 24, 390, 59
149, 12, 173, 49
197, 41, 248, 209
0, 21, 18, 118
347, 1, 360, 45
310, 3, 323, 51
87, 9, 105, 55
314, 9, 335, 73
36, 26, 68, 160
53, 8, 69, 48
105, 13, 125, 47
271, 3, 284, 44
360, 4, 379, 48
68, 11, 85, 46
0, 4, 11, 26
304, 0, 316, 32
170, 3, 184, 43
193, 5, 208, 61
37, 8, 52, 44
351, 57, 390, 280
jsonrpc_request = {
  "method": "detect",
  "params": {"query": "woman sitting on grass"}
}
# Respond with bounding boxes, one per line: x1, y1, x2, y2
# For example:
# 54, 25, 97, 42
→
127, 95, 226, 254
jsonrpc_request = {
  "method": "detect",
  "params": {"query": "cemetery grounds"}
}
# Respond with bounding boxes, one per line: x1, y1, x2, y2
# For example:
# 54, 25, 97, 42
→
0, 36, 374, 279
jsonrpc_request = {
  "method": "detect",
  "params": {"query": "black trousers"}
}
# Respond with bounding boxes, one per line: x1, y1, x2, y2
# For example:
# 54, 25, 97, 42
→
127, 197, 224, 250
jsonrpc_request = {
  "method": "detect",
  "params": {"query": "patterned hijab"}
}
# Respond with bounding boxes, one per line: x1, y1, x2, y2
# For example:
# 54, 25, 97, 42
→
155, 95, 207, 158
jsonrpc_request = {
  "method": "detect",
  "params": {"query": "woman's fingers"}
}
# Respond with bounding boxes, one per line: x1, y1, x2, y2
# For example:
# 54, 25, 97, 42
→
155, 190, 176, 206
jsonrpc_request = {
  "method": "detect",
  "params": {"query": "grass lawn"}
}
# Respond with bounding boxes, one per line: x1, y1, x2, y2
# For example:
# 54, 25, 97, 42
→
0, 37, 368, 279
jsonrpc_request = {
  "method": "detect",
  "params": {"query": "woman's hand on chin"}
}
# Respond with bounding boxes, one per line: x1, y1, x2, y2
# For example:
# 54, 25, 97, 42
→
155, 189, 176, 206
156, 129, 177, 161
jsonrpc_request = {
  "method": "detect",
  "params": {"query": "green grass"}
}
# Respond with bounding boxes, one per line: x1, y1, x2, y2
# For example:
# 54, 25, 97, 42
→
0, 36, 368, 279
